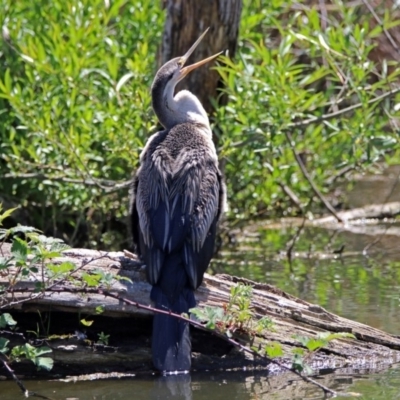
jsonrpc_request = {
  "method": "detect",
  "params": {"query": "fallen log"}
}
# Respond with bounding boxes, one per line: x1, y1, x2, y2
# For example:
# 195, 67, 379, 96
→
1, 244, 400, 378
311, 201, 400, 225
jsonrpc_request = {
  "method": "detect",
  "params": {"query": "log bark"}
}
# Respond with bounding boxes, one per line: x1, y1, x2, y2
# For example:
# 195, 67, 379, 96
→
1, 244, 400, 378
159, 0, 242, 115
311, 201, 400, 225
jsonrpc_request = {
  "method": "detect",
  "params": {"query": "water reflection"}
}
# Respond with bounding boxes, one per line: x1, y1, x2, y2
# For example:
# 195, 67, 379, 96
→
150, 374, 192, 400
3, 367, 400, 400
212, 225, 400, 335
0, 371, 352, 400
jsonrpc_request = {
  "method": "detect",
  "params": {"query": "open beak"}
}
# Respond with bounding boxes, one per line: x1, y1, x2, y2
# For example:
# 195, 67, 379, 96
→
178, 28, 223, 81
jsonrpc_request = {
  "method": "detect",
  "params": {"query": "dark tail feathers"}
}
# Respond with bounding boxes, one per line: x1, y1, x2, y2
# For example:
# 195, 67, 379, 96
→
150, 285, 196, 372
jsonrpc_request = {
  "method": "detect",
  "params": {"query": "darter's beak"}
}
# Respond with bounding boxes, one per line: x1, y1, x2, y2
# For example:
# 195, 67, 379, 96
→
177, 28, 223, 81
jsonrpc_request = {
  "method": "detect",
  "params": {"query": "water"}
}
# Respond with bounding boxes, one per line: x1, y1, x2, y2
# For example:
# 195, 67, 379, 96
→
213, 223, 400, 335
2, 223, 400, 399
2, 367, 400, 399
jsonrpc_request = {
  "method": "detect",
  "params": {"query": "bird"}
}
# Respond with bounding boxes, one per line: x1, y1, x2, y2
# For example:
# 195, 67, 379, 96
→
130, 28, 225, 373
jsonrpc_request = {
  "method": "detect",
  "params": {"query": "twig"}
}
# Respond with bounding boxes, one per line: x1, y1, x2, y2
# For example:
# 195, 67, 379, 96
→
286, 201, 312, 265
230, 87, 400, 150
288, 86, 400, 129
3, 285, 339, 396
361, 0, 400, 55
0, 253, 111, 309
0, 355, 52, 399
284, 130, 343, 222
0, 355, 28, 396
1, 172, 132, 193
291, 1, 362, 11
325, 165, 356, 185
78, 288, 340, 396
277, 181, 303, 211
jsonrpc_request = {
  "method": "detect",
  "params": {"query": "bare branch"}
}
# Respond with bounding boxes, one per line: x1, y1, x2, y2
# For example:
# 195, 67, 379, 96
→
284, 130, 343, 222
288, 86, 400, 129
0, 253, 111, 309
0, 355, 52, 399
3, 285, 339, 396
361, 0, 400, 55
1, 173, 132, 193
277, 181, 303, 211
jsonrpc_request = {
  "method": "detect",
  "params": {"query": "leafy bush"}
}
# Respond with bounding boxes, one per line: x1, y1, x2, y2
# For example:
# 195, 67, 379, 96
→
1, 0, 400, 248
217, 0, 400, 218
0, 0, 163, 247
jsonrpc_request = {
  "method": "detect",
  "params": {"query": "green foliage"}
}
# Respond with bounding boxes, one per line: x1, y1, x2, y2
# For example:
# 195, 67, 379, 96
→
0, 313, 53, 371
256, 316, 274, 333
190, 283, 356, 374
0, 337, 10, 354
0, 313, 17, 328
0, 205, 131, 300
190, 282, 275, 337
1, 1, 399, 246
0, 206, 19, 226
0, 206, 129, 374
80, 318, 94, 327
264, 341, 284, 358
10, 343, 53, 371
294, 332, 355, 353
95, 305, 105, 315
292, 350, 313, 374
97, 331, 110, 345
0, 0, 164, 247
292, 332, 356, 373
216, 0, 400, 218
190, 306, 225, 330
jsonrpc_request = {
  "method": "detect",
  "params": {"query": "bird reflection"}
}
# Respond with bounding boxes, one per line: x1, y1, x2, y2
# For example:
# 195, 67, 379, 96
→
150, 374, 192, 400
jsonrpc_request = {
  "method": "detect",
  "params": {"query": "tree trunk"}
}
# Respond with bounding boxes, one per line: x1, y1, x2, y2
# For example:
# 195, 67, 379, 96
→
159, 0, 242, 115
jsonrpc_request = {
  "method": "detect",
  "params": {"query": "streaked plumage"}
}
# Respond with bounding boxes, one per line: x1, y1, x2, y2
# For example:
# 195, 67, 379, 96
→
130, 29, 225, 372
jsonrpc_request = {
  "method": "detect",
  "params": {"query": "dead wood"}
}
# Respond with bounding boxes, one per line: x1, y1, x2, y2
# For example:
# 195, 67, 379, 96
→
311, 201, 400, 226
1, 244, 400, 378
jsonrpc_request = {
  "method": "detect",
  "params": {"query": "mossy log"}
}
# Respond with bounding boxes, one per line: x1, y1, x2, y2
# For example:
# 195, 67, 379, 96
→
1, 244, 400, 378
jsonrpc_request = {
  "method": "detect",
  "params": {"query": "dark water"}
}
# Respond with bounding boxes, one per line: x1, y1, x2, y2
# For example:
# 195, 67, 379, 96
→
2, 222, 400, 399
1, 364, 400, 400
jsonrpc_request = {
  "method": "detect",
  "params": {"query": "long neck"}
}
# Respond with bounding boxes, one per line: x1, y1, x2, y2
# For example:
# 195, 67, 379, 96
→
152, 79, 210, 130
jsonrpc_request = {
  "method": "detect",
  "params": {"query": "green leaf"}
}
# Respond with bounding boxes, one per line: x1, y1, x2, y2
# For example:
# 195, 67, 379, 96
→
11, 237, 28, 264
0, 257, 12, 270
190, 306, 225, 324
0, 313, 17, 328
82, 272, 101, 287
0, 207, 19, 225
9, 226, 40, 235
265, 342, 284, 358
116, 72, 134, 93
95, 305, 105, 315
33, 346, 52, 357
205, 320, 216, 330
257, 316, 274, 331
47, 261, 75, 276
35, 357, 54, 371
304, 338, 325, 352
80, 318, 93, 327
0, 337, 10, 354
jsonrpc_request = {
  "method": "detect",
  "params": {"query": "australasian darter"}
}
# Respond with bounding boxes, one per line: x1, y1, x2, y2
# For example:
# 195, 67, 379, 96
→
130, 29, 225, 372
